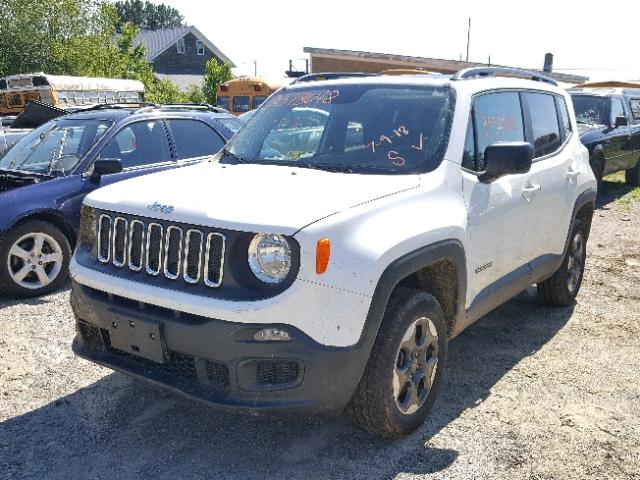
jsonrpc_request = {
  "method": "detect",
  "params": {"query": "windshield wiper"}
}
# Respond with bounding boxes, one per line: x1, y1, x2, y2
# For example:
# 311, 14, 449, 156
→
294, 162, 354, 173
220, 146, 247, 163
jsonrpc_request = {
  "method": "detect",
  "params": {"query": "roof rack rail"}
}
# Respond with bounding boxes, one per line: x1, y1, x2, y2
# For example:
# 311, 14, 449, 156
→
69, 102, 158, 113
159, 103, 230, 113
292, 72, 378, 84
451, 67, 558, 86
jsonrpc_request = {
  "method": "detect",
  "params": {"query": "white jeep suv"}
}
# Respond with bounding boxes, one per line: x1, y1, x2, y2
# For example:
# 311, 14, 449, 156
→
70, 68, 596, 436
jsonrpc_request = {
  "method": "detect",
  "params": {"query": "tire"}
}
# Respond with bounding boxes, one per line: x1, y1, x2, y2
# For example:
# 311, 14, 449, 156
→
625, 160, 640, 187
0, 220, 71, 297
537, 219, 587, 307
350, 288, 448, 437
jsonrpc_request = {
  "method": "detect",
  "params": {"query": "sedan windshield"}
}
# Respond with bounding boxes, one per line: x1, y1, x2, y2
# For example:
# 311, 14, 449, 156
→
224, 84, 455, 174
0, 118, 111, 174
571, 95, 608, 125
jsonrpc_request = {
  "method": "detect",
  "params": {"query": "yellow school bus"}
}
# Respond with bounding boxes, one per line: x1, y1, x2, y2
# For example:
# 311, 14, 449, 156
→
0, 73, 145, 115
216, 77, 283, 115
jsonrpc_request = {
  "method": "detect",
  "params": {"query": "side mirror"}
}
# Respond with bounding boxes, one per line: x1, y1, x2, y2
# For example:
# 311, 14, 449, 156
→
90, 158, 123, 177
614, 115, 628, 128
479, 142, 534, 183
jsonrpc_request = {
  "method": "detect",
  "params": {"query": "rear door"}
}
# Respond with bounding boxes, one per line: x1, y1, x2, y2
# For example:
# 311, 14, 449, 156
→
521, 92, 576, 264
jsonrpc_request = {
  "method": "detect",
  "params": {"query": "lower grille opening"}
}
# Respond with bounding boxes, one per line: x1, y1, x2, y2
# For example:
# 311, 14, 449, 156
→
256, 360, 301, 386
205, 360, 230, 390
81, 325, 230, 395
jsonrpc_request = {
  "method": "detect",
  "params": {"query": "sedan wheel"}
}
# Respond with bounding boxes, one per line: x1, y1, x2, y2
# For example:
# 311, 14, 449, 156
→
8, 232, 64, 290
0, 220, 71, 297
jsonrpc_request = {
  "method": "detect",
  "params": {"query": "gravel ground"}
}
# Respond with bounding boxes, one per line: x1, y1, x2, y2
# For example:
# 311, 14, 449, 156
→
1, 177, 639, 480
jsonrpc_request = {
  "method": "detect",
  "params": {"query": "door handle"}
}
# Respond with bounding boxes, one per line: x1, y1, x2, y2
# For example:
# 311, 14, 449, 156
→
566, 167, 581, 179
522, 183, 541, 200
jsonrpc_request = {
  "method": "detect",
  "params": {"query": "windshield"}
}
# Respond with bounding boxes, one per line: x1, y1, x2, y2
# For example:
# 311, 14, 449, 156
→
0, 118, 111, 174
571, 95, 608, 125
224, 84, 455, 174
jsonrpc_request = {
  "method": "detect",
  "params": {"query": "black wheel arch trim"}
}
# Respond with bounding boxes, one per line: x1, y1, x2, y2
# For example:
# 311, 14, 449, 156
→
357, 239, 467, 353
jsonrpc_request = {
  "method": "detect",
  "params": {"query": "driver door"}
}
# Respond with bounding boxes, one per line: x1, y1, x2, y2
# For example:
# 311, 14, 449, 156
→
462, 91, 536, 308
63, 120, 174, 231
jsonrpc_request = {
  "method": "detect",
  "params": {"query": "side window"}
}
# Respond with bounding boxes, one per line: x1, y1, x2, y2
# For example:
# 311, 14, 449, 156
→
168, 120, 225, 160
556, 96, 572, 141
629, 99, 640, 120
524, 92, 562, 158
176, 38, 185, 54
462, 113, 476, 170
100, 121, 171, 169
473, 92, 525, 170
252, 95, 268, 109
610, 98, 625, 125
196, 40, 205, 55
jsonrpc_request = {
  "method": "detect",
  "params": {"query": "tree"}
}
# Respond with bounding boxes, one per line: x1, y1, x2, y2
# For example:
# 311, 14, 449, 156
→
0, 0, 110, 77
203, 59, 234, 105
113, 0, 184, 32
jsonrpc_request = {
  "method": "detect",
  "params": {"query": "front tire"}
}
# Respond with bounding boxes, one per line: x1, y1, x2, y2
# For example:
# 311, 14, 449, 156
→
537, 220, 587, 307
350, 288, 448, 436
0, 220, 71, 297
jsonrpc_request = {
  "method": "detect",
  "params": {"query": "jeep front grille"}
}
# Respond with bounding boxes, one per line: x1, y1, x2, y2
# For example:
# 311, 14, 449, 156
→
97, 214, 225, 288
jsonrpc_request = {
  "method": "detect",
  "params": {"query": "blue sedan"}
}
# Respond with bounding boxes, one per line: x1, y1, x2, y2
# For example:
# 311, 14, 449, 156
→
0, 105, 240, 296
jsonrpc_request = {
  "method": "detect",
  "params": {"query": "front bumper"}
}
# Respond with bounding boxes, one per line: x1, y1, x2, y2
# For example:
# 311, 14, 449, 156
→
71, 281, 371, 413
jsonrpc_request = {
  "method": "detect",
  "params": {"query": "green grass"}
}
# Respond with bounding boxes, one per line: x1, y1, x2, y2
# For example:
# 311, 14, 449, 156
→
604, 172, 640, 207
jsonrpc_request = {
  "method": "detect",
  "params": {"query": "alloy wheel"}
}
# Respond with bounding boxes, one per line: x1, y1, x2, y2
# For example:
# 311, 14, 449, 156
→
7, 232, 64, 290
393, 316, 439, 415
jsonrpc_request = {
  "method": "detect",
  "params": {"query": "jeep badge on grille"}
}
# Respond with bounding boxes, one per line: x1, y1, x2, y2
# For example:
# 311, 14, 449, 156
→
147, 202, 174, 214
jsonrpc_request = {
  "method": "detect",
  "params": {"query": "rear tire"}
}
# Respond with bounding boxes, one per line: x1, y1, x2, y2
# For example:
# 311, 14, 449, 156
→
537, 220, 587, 307
350, 288, 448, 437
0, 220, 71, 297
625, 160, 640, 187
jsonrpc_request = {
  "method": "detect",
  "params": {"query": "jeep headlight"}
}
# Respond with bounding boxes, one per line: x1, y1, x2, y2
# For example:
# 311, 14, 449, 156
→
79, 204, 97, 254
248, 234, 292, 284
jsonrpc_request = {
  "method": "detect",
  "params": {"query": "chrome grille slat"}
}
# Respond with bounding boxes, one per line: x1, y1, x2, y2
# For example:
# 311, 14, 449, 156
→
95, 213, 224, 289
163, 226, 183, 280
128, 220, 145, 271
145, 223, 163, 275
183, 229, 204, 284
204, 233, 225, 288
112, 217, 128, 267
97, 215, 112, 263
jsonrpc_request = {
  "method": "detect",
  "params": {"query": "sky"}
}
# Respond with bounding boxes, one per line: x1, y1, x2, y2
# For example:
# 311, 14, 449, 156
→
153, 0, 640, 82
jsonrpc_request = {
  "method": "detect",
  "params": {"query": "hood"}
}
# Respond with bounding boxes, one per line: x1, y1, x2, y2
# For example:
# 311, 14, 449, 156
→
577, 123, 604, 136
85, 161, 420, 234
0, 169, 54, 193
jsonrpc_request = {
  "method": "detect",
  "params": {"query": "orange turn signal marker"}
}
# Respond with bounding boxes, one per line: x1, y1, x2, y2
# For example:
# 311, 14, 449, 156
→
316, 239, 331, 274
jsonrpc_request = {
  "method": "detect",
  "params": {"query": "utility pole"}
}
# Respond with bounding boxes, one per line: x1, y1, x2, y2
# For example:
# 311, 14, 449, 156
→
466, 18, 471, 62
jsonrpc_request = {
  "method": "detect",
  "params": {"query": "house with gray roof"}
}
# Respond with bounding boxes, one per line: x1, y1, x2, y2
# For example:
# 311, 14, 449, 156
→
133, 26, 234, 92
